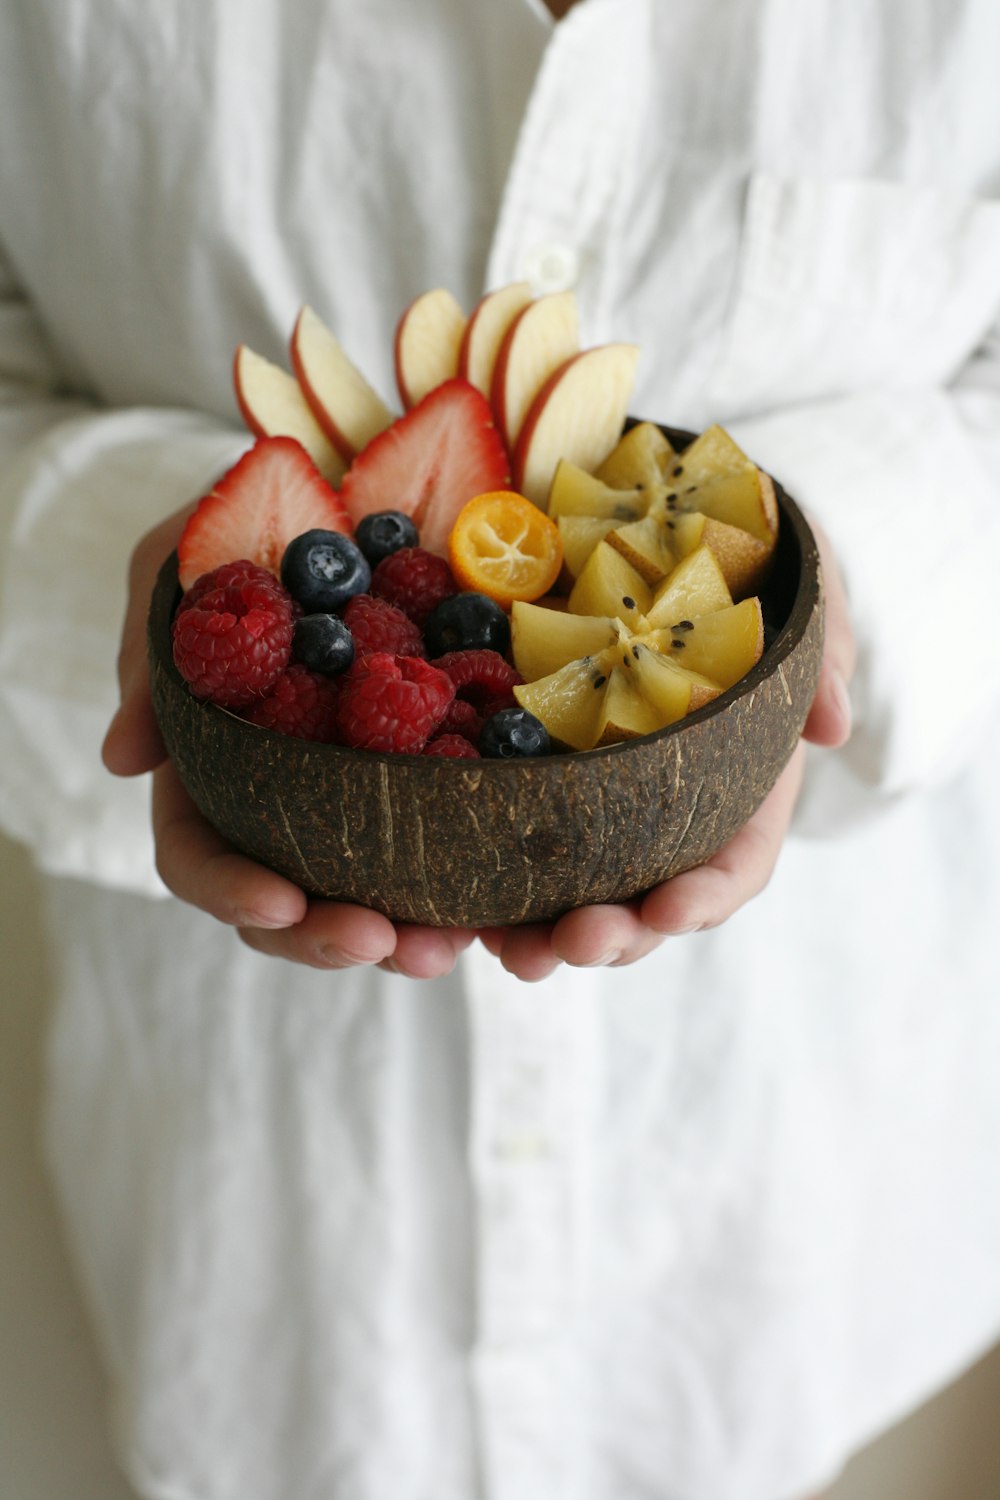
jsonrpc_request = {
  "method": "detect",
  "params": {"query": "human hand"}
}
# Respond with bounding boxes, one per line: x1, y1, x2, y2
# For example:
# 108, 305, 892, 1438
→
478, 521, 855, 981
101, 507, 475, 978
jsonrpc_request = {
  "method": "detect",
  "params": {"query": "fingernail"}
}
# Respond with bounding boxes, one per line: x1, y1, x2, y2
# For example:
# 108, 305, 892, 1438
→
323, 945, 382, 967
577, 948, 623, 968
237, 909, 295, 930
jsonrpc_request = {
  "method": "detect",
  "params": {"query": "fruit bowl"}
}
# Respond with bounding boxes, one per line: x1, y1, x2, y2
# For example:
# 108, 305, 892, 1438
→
147, 425, 823, 927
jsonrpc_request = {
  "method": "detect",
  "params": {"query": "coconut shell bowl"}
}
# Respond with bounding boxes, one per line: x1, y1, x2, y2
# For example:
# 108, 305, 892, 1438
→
148, 426, 823, 928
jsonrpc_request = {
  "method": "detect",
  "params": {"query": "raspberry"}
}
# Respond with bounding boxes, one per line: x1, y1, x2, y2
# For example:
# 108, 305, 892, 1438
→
342, 593, 426, 663
436, 696, 481, 744
370, 546, 457, 627
423, 733, 481, 759
480, 690, 520, 719
431, 649, 523, 713
243, 664, 341, 741
172, 571, 294, 708
336, 652, 455, 754
178, 559, 288, 614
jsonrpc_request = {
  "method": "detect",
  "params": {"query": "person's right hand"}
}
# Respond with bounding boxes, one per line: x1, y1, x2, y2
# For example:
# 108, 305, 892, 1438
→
101, 505, 475, 978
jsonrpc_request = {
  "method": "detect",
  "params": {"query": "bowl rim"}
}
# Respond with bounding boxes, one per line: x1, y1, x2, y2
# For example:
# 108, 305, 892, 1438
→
149, 424, 821, 771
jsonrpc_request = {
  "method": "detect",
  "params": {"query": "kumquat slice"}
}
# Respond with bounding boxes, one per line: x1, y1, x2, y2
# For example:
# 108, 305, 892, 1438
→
448, 490, 563, 609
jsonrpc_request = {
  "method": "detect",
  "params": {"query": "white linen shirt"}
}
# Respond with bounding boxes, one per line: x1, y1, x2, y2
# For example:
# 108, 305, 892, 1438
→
2, 3, 1000, 1499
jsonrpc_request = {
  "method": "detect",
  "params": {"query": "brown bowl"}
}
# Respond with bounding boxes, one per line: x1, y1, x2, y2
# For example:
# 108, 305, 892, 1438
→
148, 425, 823, 927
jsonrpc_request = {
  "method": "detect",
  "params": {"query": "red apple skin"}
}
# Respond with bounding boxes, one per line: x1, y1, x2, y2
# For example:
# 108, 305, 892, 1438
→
231, 344, 348, 487
511, 345, 639, 504
458, 283, 533, 400
488, 292, 579, 452
392, 322, 409, 410
233, 344, 267, 437
510, 352, 569, 493
289, 308, 358, 462
392, 289, 466, 410
488, 302, 531, 450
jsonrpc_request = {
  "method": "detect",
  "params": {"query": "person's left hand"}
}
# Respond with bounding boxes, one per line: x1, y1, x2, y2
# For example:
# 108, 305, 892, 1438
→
478, 522, 854, 981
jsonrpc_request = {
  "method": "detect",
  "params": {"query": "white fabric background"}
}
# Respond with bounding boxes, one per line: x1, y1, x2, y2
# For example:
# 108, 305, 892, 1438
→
1, 2, 999, 1498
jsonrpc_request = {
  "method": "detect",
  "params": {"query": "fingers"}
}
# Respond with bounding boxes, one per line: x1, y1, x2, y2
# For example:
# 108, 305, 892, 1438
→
479, 901, 666, 983
479, 923, 565, 983
102, 678, 167, 777
803, 519, 856, 749
377, 925, 478, 980
241, 911, 471, 978
483, 743, 806, 976
103, 503, 197, 777
802, 656, 853, 748
153, 762, 471, 975
238, 903, 399, 970
641, 743, 806, 934
153, 762, 309, 929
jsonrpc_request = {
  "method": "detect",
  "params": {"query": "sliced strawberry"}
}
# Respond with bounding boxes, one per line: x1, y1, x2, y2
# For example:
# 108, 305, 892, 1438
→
339, 378, 510, 558
178, 436, 352, 591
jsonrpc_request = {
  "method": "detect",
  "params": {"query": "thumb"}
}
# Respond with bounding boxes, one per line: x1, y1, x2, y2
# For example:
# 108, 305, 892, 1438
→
102, 504, 195, 777
802, 517, 855, 749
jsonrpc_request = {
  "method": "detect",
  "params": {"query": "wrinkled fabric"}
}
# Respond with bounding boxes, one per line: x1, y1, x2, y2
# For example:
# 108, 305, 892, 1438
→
2, 2, 1000, 1498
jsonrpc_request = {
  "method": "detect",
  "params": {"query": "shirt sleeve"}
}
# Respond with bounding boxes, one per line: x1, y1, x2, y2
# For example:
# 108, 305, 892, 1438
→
0, 251, 249, 895
727, 324, 1000, 831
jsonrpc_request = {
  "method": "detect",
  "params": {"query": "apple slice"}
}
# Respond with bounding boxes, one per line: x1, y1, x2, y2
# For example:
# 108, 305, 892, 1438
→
458, 281, 534, 399
290, 304, 394, 462
394, 288, 467, 409
232, 344, 346, 487
490, 290, 580, 451
513, 342, 641, 507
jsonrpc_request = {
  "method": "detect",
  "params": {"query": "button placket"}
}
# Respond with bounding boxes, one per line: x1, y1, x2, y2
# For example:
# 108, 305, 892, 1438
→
486, 0, 652, 332
462, 943, 601, 1500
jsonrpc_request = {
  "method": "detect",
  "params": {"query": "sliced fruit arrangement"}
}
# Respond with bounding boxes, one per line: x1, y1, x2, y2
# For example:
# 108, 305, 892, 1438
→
232, 345, 346, 486
229, 287, 639, 545
509, 543, 765, 752
490, 289, 580, 452
338, 378, 509, 557
171, 282, 777, 756
177, 436, 352, 591
458, 281, 534, 398
550, 420, 779, 599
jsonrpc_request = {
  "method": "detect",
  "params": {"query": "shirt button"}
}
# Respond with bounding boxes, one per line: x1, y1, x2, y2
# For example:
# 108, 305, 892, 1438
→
521, 241, 580, 294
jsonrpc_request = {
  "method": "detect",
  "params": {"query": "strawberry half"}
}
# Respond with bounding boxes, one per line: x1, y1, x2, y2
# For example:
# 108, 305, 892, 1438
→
339, 378, 510, 557
178, 436, 352, 591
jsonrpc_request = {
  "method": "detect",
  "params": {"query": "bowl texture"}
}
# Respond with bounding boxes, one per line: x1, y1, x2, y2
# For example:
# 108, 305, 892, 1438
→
148, 425, 823, 927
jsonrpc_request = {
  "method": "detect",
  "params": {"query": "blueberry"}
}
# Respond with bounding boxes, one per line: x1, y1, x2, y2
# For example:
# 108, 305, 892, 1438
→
423, 592, 511, 658
479, 706, 550, 759
354, 510, 419, 566
293, 613, 356, 676
280, 530, 371, 613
